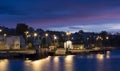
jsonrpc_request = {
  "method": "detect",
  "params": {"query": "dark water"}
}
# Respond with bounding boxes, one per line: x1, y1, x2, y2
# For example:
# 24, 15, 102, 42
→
1, 50, 120, 71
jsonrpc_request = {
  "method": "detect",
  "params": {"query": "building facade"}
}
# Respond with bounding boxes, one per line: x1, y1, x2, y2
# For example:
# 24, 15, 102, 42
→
0, 36, 21, 49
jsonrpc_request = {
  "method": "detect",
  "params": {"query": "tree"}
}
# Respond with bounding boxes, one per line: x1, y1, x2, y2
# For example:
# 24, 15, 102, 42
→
79, 30, 84, 34
100, 31, 109, 47
16, 23, 28, 35
100, 31, 108, 37
28, 27, 35, 33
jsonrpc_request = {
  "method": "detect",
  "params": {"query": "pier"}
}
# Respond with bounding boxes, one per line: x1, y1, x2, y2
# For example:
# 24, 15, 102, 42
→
0, 47, 113, 59
0, 48, 49, 59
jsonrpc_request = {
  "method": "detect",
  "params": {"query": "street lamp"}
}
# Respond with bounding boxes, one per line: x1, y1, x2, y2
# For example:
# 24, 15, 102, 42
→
24, 31, 29, 46
53, 35, 58, 50
0, 29, 2, 32
3, 33, 7, 49
45, 33, 48, 48
34, 32, 38, 37
54, 35, 57, 40
53, 35, 57, 46
66, 31, 71, 40
106, 36, 109, 40
105, 36, 109, 47
66, 32, 71, 36
0, 29, 2, 35
25, 31, 29, 35
66, 32, 71, 51
33, 32, 38, 48
45, 33, 48, 37
4, 33, 7, 37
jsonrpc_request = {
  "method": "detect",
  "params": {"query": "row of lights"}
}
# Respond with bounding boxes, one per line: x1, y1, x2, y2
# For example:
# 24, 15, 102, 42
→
25, 31, 58, 40
1, 29, 70, 40
96, 36, 109, 41
0, 29, 7, 37
86, 36, 109, 41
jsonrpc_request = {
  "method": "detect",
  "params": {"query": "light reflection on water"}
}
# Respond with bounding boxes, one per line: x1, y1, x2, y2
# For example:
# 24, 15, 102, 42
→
1, 50, 120, 71
87, 54, 94, 59
24, 55, 75, 71
53, 56, 59, 71
96, 54, 104, 71
106, 51, 110, 59
64, 55, 74, 71
96, 54, 104, 61
26, 56, 51, 71
0, 59, 9, 71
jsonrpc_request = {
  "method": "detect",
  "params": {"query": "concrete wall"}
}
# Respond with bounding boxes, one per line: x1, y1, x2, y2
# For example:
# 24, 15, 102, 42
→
73, 44, 84, 50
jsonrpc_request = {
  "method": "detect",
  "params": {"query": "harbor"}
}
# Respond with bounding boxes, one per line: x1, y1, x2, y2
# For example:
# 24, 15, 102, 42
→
0, 47, 114, 60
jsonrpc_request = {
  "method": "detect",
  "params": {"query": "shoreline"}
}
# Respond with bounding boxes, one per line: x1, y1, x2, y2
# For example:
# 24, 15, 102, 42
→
0, 48, 117, 60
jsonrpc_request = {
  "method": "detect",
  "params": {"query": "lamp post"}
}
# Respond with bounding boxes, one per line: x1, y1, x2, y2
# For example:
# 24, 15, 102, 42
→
53, 35, 57, 46
66, 32, 71, 48
66, 32, 71, 40
96, 36, 103, 49
106, 36, 109, 47
34, 32, 41, 56
24, 31, 29, 46
4, 33, 7, 37
66, 32, 71, 53
0, 29, 2, 32
45, 33, 48, 48
3, 33, 7, 49
106, 36, 109, 40
34, 32, 38, 48
0, 29, 2, 35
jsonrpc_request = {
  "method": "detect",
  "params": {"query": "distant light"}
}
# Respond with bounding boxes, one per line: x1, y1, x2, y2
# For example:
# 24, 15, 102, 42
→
54, 35, 57, 40
26, 58, 29, 60
106, 36, 109, 40
0, 29, 2, 32
34, 33, 38, 37
66, 32, 71, 36
25, 31, 29, 34
87, 37, 89, 40
27, 34, 31, 38
96, 36, 103, 40
45, 33, 48, 37
4, 34, 7, 37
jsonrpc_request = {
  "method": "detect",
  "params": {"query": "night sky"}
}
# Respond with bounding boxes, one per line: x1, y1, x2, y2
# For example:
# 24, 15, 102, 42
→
0, 0, 120, 33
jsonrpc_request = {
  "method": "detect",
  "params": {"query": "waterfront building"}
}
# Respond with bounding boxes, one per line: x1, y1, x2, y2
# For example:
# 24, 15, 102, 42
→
64, 40, 73, 49
0, 36, 22, 49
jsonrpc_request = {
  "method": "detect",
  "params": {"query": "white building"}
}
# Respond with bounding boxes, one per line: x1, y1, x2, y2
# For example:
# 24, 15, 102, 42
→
0, 36, 21, 49
64, 40, 73, 49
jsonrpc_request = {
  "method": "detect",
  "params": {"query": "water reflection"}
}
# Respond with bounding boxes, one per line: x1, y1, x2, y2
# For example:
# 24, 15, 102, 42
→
96, 54, 104, 71
24, 60, 32, 71
87, 54, 94, 59
16, 50, 120, 71
24, 56, 52, 71
106, 51, 110, 59
53, 56, 59, 71
96, 54, 104, 61
54, 56, 59, 63
0, 59, 9, 71
64, 55, 74, 71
